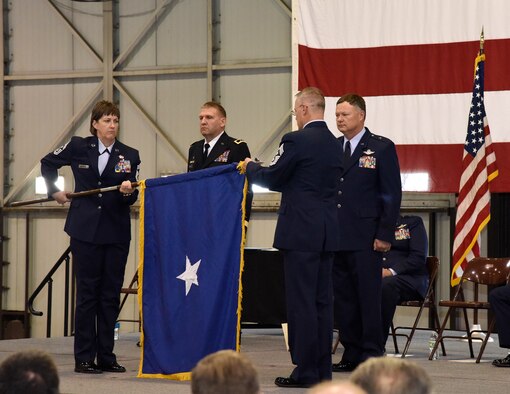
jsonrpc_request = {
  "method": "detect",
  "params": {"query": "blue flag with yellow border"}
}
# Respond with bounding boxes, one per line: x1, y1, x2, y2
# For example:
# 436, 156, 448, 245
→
137, 164, 247, 380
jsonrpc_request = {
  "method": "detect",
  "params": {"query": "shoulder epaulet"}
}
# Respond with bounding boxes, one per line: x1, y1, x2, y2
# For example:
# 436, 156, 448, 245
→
233, 139, 246, 145
190, 140, 202, 147
369, 133, 393, 143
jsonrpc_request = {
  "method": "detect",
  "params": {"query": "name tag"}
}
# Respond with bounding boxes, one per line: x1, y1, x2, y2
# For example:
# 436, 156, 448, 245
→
78, 164, 89, 169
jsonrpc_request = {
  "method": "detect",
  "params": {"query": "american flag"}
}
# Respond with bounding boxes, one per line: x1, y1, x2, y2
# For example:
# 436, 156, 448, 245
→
297, 0, 510, 193
451, 50, 498, 286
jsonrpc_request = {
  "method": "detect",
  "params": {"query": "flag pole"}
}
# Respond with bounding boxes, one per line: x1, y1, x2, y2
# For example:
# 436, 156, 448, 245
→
479, 27, 484, 54
472, 26, 484, 327
464, 26, 493, 343
7, 181, 140, 208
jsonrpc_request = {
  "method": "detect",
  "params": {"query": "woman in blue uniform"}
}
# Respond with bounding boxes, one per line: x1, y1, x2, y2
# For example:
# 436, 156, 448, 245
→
41, 100, 140, 374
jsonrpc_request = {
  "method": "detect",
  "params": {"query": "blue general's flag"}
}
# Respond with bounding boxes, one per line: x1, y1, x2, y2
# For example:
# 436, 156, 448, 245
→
137, 164, 247, 380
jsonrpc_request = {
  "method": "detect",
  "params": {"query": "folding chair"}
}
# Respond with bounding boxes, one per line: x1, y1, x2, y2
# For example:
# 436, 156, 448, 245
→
391, 256, 446, 357
333, 256, 445, 356
429, 257, 510, 363
332, 329, 340, 354
118, 271, 140, 328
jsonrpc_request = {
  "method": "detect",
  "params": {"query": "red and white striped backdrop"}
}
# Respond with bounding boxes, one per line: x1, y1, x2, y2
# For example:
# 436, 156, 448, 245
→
295, 0, 510, 192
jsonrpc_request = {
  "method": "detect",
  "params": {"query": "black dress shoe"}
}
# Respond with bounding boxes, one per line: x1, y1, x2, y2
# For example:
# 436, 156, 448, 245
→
493, 354, 510, 367
75, 361, 102, 374
98, 361, 126, 373
332, 361, 357, 372
274, 376, 312, 388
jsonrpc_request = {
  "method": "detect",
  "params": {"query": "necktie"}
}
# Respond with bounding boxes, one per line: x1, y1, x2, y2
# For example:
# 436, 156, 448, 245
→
98, 148, 110, 175
343, 140, 351, 163
203, 143, 210, 162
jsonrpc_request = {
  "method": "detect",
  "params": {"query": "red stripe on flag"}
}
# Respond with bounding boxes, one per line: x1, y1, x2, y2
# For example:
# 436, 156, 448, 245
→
397, 144, 462, 193
299, 39, 510, 97
454, 199, 490, 246
396, 143, 510, 193
458, 153, 490, 198
455, 154, 491, 233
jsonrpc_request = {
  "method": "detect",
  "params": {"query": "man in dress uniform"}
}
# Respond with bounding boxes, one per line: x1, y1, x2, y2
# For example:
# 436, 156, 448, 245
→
41, 100, 140, 374
381, 215, 429, 348
333, 93, 402, 372
242, 87, 342, 388
188, 101, 252, 226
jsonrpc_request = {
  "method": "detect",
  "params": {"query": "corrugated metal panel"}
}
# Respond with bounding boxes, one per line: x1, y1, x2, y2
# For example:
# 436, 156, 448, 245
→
219, 71, 291, 161
7, 83, 95, 190
8, 0, 102, 72
218, 0, 291, 62
5, 0, 291, 200
2, 0, 293, 336
153, 76, 207, 173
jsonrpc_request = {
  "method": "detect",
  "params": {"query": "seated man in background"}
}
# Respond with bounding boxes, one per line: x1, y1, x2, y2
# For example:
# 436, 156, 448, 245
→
350, 357, 432, 394
381, 215, 429, 350
489, 283, 510, 367
191, 349, 259, 394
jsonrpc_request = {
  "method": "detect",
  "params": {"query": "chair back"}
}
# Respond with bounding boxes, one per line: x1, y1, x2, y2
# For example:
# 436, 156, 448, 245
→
461, 257, 510, 286
390, 255, 446, 358
419, 256, 439, 304
433, 256, 510, 362
426, 256, 440, 288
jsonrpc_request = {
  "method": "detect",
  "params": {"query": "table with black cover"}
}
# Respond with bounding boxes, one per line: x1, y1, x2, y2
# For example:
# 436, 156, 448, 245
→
241, 248, 286, 326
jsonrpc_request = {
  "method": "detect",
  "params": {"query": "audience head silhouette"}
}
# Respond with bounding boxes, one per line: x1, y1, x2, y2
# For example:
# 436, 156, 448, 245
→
0, 350, 59, 394
350, 357, 431, 394
309, 380, 367, 394
191, 349, 259, 394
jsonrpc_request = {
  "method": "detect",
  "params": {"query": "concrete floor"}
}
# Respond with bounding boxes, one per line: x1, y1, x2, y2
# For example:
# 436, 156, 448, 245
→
0, 328, 509, 393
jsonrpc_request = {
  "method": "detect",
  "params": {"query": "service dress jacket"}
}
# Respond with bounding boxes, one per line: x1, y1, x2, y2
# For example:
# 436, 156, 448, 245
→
337, 128, 402, 250
187, 132, 250, 171
41, 136, 140, 244
382, 215, 429, 297
246, 121, 343, 252
188, 131, 252, 222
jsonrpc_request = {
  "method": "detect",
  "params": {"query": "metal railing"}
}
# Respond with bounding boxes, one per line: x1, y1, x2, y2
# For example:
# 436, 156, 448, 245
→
27, 246, 75, 338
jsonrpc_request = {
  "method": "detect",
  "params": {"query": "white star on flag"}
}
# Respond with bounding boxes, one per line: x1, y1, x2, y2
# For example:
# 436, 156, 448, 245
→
176, 256, 201, 296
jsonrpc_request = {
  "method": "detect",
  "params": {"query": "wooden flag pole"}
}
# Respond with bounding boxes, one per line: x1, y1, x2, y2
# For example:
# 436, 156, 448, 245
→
7, 181, 140, 208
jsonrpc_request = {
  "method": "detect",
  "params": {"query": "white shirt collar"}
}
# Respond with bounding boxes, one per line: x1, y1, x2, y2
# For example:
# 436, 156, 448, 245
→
344, 127, 366, 153
205, 131, 224, 151
98, 139, 115, 154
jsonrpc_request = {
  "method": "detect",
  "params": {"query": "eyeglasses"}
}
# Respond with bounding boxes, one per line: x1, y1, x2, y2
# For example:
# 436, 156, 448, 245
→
291, 104, 306, 117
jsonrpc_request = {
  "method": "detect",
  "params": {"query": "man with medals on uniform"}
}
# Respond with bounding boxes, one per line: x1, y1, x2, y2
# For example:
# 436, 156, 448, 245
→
381, 215, 429, 349
187, 101, 252, 226
332, 93, 402, 372
41, 100, 140, 374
